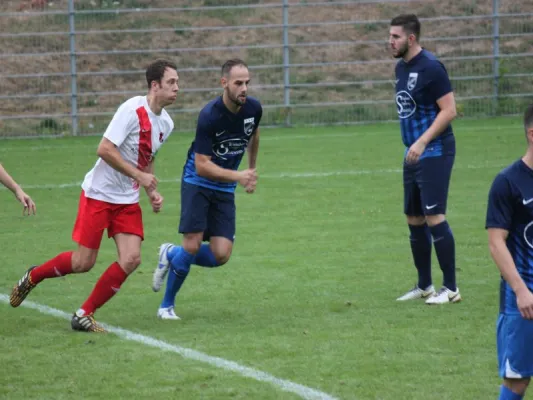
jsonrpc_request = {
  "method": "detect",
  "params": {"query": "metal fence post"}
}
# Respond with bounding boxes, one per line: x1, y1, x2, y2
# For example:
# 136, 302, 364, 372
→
282, 0, 291, 127
492, 0, 500, 115
68, 0, 78, 136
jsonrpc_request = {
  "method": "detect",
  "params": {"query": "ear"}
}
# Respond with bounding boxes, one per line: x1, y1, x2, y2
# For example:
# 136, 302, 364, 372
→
527, 127, 533, 143
221, 76, 228, 88
408, 33, 416, 46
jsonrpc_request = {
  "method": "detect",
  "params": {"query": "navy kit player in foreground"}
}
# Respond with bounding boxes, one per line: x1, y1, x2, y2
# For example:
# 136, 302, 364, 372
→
152, 59, 261, 320
389, 14, 461, 304
487, 104, 533, 400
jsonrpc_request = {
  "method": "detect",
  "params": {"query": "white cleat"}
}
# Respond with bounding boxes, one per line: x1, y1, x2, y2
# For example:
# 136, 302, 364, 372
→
425, 287, 461, 305
152, 243, 175, 292
157, 307, 181, 320
396, 285, 436, 301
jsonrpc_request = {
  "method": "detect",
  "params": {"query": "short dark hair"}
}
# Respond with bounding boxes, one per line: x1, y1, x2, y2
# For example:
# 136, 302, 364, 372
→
524, 103, 533, 138
145, 59, 177, 89
390, 14, 421, 40
221, 58, 248, 77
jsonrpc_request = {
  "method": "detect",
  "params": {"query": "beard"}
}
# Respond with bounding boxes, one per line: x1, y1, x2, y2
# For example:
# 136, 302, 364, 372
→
393, 42, 409, 59
227, 90, 246, 106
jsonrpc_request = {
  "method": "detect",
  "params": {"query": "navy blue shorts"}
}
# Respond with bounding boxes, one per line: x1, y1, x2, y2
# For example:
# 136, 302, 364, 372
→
497, 313, 533, 378
179, 182, 235, 242
403, 154, 454, 216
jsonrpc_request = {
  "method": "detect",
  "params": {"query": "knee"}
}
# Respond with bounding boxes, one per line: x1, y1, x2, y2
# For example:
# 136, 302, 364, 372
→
406, 215, 426, 226
504, 378, 530, 395
426, 214, 446, 227
182, 236, 202, 255
72, 253, 96, 273
212, 249, 231, 266
120, 253, 141, 274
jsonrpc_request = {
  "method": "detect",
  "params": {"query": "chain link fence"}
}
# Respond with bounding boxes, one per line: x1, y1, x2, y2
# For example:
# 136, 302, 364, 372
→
1, 0, 532, 137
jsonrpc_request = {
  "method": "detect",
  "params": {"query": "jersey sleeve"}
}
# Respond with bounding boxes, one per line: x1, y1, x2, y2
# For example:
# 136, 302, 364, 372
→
486, 173, 514, 230
162, 113, 174, 141
103, 104, 139, 147
426, 62, 453, 102
194, 111, 215, 156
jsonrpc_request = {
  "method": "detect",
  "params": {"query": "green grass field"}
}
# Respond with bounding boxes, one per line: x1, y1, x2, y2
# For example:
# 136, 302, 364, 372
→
0, 117, 526, 400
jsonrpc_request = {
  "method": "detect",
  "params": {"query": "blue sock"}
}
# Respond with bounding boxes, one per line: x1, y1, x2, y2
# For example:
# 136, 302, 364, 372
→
193, 244, 219, 267
499, 385, 524, 400
169, 244, 219, 267
408, 224, 432, 289
160, 247, 195, 308
430, 221, 456, 291
167, 245, 180, 262
168, 244, 218, 267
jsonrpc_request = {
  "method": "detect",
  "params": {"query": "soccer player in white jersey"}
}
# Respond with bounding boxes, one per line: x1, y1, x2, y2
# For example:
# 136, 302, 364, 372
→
0, 162, 36, 215
9, 59, 179, 332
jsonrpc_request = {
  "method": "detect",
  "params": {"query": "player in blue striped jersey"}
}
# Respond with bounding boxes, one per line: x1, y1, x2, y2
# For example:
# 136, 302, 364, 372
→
389, 14, 461, 304
152, 59, 262, 319
487, 104, 533, 400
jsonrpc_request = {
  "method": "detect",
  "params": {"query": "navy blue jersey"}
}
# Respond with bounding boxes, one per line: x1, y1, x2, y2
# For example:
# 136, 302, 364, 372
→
395, 49, 455, 159
486, 160, 533, 314
183, 96, 262, 192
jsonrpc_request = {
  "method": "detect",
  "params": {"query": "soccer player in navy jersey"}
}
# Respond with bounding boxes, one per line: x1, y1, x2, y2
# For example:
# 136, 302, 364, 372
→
389, 14, 461, 304
152, 58, 261, 319
487, 104, 533, 400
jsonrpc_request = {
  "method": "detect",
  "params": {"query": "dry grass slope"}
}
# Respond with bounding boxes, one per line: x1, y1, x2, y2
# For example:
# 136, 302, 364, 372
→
1, 0, 532, 135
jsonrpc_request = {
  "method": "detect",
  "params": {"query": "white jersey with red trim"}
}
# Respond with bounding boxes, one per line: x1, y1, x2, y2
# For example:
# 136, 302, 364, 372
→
81, 96, 174, 204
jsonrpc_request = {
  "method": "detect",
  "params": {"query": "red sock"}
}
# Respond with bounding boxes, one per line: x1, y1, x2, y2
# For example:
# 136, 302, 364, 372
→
80, 262, 128, 315
30, 252, 74, 284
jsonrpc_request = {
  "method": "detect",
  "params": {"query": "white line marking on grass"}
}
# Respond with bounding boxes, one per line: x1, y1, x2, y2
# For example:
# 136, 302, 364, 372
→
0, 132, 363, 152
0, 162, 507, 191
0, 123, 518, 152
0, 294, 339, 400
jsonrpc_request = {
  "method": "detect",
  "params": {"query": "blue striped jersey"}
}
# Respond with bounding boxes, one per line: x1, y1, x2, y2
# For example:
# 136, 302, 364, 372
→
395, 49, 455, 159
486, 160, 533, 314
182, 96, 262, 192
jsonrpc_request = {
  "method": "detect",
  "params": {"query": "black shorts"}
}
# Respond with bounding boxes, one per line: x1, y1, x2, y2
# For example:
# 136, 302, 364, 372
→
179, 182, 236, 242
403, 154, 455, 216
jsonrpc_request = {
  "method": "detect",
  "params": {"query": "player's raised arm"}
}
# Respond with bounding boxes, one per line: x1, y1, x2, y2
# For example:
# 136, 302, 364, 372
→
193, 106, 256, 187
142, 161, 163, 213
195, 153, 256, 188
0, 162, 36, 215
97, 137, 157, 191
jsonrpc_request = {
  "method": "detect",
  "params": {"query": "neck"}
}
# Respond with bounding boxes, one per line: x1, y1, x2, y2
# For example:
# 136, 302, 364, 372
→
147, 94, 163, 115
523, 148, 533, 169
222, 92, 240, 114
403, 44, 422, 63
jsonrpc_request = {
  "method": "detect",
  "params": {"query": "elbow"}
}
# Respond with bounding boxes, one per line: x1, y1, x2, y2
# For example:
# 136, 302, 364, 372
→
488, 242, 497, 258
96, 144, 108, 159
449, 107, 458, 121
488, 239, 501, 260
195, 161, 207, 178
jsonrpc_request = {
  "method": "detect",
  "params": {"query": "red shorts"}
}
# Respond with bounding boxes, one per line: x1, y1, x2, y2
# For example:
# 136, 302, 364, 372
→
72, 191, 144, 249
